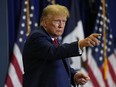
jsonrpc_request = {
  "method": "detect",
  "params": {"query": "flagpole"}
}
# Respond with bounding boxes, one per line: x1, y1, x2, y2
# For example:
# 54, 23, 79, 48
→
102, 0, 108, 80
26, 0, 30, 36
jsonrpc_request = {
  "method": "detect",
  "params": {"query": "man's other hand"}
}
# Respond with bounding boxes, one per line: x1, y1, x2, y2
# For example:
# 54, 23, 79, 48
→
74, 71, 90, 85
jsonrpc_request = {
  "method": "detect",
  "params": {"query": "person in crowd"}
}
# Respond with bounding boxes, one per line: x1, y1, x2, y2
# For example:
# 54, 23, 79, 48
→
23, 4, 101, 87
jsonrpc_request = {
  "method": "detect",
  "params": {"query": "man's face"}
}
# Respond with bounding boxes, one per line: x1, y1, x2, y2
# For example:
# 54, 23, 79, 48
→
44, 15, 67, 37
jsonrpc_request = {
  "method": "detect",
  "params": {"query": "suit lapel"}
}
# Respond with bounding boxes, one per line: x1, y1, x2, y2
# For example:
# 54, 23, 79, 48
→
56, 38, 71, 77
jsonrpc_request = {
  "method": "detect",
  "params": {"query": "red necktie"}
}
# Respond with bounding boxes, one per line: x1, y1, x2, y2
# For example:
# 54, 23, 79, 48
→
53, 38, 58, 46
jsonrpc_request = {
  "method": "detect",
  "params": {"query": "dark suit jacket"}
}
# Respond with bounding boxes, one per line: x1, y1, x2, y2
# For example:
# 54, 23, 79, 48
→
23, 26, 81, 87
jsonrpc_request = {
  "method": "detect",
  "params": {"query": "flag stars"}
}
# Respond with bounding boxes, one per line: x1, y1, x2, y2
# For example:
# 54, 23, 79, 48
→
99, 6, 102, 10
26, 33, 29, 37
95, 26, 98, 30
107, 19, 110, 23
31, 6, 34, 10
102, 37, 104, 41
101, 43, 104, 48
108, 41, 112, 45
29, 21, 32, 25
106, 4, 108, 7
96, 20, 99, 24
100, 21, 103, 25
30, 13, 33, 17
20, 30, 24, 35
99, 28, 102, 32
109, 34, 113, 39
24, 1, 28, 5
99, 56, 103, 61
98, 13, 101, 17
22, 15, 26, 20
98, 35, 101, 39
21, 23, 25, 27
100, 50, 103, 54
23, 8, 27, 12
35, 23, 38, 27
107, 48, 111, 52
95, 48, 99, 52
101, 15, 103, 18
19, 38, 23, 42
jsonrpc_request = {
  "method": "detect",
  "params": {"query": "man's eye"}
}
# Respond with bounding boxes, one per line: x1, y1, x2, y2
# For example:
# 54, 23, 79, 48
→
53, 20, 66, 24
53, 20, 60, 23
62, 20, 66, 23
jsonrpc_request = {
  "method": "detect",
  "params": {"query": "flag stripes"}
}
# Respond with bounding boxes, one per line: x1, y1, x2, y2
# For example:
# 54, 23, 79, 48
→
86, 0, 116, 86
87, 49, 106, 87
5, 75, 13, 87
87, 49, 116, 87
108, 55, 116, 82
5, 44, 23, 87
5, 0, 38, 86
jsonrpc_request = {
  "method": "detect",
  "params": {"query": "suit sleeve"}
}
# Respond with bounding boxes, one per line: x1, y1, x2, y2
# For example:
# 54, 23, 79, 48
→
23, 31, 82, 61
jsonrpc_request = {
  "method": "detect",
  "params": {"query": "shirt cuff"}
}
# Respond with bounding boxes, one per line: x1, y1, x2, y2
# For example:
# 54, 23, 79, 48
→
78, 41, 83, 55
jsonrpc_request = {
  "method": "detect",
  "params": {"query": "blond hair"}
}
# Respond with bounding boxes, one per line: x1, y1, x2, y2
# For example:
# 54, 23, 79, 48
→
40, 4, 69, 26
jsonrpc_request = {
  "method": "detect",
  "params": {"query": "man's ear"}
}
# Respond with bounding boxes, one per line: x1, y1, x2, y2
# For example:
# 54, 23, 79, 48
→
43, 18, 48, 27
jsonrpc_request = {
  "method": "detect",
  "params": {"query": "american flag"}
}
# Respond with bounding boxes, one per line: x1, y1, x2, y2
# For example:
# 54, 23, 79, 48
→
5, 0, 38, 87
86, 0, 116, 87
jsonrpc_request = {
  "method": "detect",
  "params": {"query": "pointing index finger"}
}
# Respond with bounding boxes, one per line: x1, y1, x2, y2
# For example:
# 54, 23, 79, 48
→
92, 33, 101, 38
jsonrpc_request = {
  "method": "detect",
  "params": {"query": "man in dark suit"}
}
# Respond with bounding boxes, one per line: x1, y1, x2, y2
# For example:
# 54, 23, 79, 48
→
23, 4, 101, 87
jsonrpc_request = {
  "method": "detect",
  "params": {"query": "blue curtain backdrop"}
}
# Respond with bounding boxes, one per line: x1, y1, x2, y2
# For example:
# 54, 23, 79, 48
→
78, 0, 100, 38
